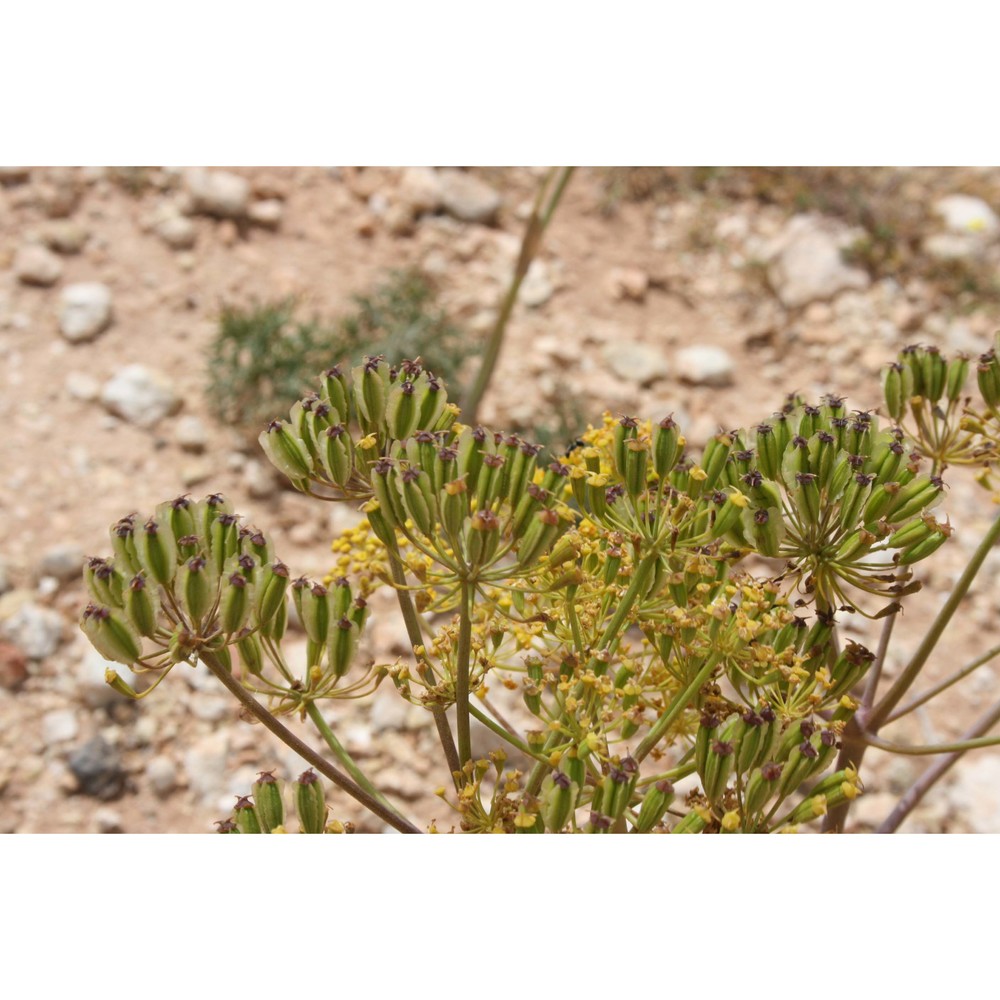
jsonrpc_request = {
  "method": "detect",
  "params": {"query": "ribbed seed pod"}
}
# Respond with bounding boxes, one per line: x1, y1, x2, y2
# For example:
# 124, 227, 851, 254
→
539, 771, 578, 832
634, 779, 675, 832
259, 421, 313, 484
252, 772, 285, 832
328, 616, 359, 678
321, 365, 350, 421
295, 770, 328, 833
81, 604, 143, 665
653, 416, 683, 478
354, 356, 390, 431
136, 518, 178, 588
124, 573, 160, 638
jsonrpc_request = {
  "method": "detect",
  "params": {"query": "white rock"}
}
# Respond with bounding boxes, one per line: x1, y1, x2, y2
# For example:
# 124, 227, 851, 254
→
100, 365, 180, 428
94, 807, 124, 833
42, 709, 80, 744
520, 260, 554, 308
438, 169, 501, 223
369, 683, 410, 731
146, 755, 179, 797
602, 342, 670, 386
155, 213, 197, 250
606, 266, 649, 302
59, 282, 113, 342
13, 244, 63, 286
922, 232, 982, 261
766, 215, 870, 308
933, 194, 999, 238
38, 220, 89, 254
247, 199, 283, 229
39, 544, 84, 582
183, 731, 231, 804
175, 414, 208, 452
398, 166, 444, 214
1, 602, 63, 659
243, 458, 278, 499
65, 371, 101, 401
675, 345, 735, 387
184, 168, 250, 218
946, 754, 1000, 833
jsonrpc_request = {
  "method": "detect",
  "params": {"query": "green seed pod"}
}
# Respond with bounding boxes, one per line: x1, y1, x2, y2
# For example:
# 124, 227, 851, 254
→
135, 518, 178, 589
695, 711, 721, 779
254, 560, 290, 628
456, 426, 490, 490
467, 509, 501, 568
320, 425, 354, 487
886, 516, 934, 551
744, 506, 784, 558
898, 526, 950, 565
295, 770, 328, 834
753, 423, 780, 480
634, 779, 675, 833
624, 438, 650, 499
670, 809, 708, 834
235, 628, 264, 675
977, 351, 1000, 412
123, 573, 160, 638
85, 557, 124, 608
863, 481, 901, 527
259, 420, 313, 485
220, 572, 252, 635
321, 365, 350, 421
232, 796, 261, 834
922, 347, 947, 403
179, 556, 217, 627
539, 771, 578, 832
209, 513, 240, 576
516, 508, 563, 569
328, 615, 359, 678
252, 772, 285, 833
386, 379, 419, 441
700, 433, 732, 491
653, 416, 683, 478
400, 468, 434, 537
887, 476, 944, 523
883, 363, 908, 422
160, 496, 196, 544
836, 528, 877, 563
613, 416, 640, 480
296, 581, 331, 647
780, 435, 812, 485
362, 498, 397, 548
946, 355, 970, 403
417, 373, 449, 430
81, 604, 143, 665
109, 516, 142, 576
792, 472, 821, 526
352, 356, 390, 433
839, 473, 876, 530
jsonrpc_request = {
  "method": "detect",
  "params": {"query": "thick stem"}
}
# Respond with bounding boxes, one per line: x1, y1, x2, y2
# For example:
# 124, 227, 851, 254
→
464, 166, 575, 424
201, 654, 421, 834
877, 700, 1000, 833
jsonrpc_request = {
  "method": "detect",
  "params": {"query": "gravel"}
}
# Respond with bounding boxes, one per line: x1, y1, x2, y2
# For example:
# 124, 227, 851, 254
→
59, 282, 113, 342
100, 365, 180, 427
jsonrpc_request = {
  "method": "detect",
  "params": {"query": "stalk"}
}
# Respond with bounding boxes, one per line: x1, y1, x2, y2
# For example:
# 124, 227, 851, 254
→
456, 577, 474, 767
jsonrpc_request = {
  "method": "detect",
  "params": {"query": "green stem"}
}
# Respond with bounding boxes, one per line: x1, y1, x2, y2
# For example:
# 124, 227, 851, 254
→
456, 577, 474, 767
877, 699, 1000, 833
587, 553, 659, 673
861, 729, 1000, 755
304, 701, 412, 824
882, 641, 1000, 724
200, 653, 420, 833
634, 654, 721, 764
467, 703, 544, 762
464, 166, 575, 424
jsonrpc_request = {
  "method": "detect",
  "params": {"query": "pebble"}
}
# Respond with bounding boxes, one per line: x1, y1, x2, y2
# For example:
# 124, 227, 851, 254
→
243, 458, 279, 499
175, 414, 208, 452
77, 645, 141, 709
94, 807, 124, 833
183, 731, 231, 804
675, 345, 735, 387
606, 266, 649, 302
369, 683, 411, 731
100, 364, 181, 428
0, 602, 63, 659
519, 259, 554, 308
67, 735, 126, 800
438, 169, 501, 224
155, 213, 197, 250
922, 232, 982, 261
42, 709, 80, 744
181, 461, 212, 487
184, 168, 250, 218
247, 199, 284, 229
0, 641, 28, 690
766, 215, 870, 308
38, 220, 89, 254
933, 194, 1000, 238
146, 755, 179, 797
384, 202, 416, 237
13, 244, 63, 286
65, 371, 101, 401
59, 282, 113, 342
39, 544, 84, 583
945, 754, 1000, 833
398, 167, 444, 215
602, 341, 670, 386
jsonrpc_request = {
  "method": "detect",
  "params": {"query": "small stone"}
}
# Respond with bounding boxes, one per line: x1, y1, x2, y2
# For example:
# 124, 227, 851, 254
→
247, 199, 283, 229
766, 214, 870, 308
184, 168, 250, 218
146, 755, 179, 797
438, 169, 501, 224
945, 755, 1000, 833
0, 602, 63, 659
384, 201, 416, 236
65, 371, 101, 401
398, 167, 444, 215
243, 458, 279, 499
606, 266, 649, 302
183, 731, 230, 804
933, 194, 1000, 238
100, 365, 180, 428
847, 791, 898, 830
191, 696, 230, 722
369, 684, 410, 731
39, 544, 84, 583
43, 709, 80, 744
38, 220, 89, 254
0, 641, 28, 690
175, 414, 208, 452
13, 244, 63, 286
155, 213, 197, 250
67, 736, 126, 800
520, 260, 554, 308
675, 345, 735, 387
181, 460, 212, 488
602, 341, 670, 386
375, 765, 425, 800
59, 282, 113, 342
94, 807, 124, 833
922, 232, 982, 261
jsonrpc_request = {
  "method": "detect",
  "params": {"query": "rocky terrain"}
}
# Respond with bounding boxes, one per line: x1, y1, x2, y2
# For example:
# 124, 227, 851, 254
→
3, 165, 1000, 833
